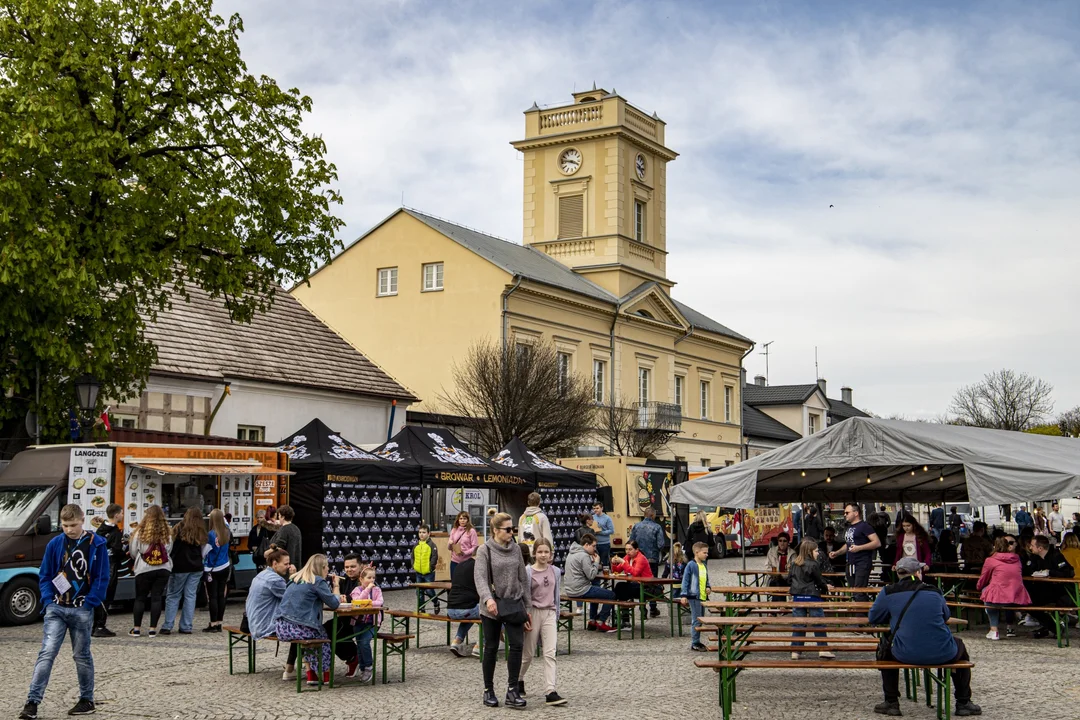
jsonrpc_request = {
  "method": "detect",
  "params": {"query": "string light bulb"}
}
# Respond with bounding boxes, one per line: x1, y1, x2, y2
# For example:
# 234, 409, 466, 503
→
939, 471, 944, 482
910, 469, 916, 476
801, 470, 806, 477
825, 474, 831, 483
923, 466, 928, 472
866, 476, 872, 484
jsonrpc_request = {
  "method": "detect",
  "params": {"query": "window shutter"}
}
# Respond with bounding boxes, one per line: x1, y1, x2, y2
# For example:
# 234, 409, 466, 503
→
558, 195, 584, 239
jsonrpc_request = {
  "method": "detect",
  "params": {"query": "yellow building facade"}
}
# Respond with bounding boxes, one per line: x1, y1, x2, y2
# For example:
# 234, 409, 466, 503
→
292, 88, 753, 465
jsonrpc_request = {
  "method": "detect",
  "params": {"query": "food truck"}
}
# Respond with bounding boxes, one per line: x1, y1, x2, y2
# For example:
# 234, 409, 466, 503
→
0, 442, 291, 624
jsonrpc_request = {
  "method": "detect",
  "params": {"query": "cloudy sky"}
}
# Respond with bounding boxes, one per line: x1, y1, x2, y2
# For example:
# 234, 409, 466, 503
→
218, 0, 1080, 420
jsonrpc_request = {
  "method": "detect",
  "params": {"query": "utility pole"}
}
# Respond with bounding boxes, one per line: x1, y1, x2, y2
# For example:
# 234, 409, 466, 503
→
760, 341, 773, 384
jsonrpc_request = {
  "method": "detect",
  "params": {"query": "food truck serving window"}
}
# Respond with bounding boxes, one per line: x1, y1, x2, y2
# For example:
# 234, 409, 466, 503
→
0, 486, 55, 531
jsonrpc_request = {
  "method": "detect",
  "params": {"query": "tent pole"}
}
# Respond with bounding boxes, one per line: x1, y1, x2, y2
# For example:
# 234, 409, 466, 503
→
741, 508, 747, 571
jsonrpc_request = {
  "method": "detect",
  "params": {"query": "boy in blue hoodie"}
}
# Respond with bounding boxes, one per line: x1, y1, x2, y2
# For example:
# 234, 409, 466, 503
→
21, 504, 110, 720
679, 542, 710, 652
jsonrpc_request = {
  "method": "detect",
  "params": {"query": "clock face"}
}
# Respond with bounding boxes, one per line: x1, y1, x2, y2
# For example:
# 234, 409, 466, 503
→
635, 154, 646, 180
559, 148, 582, 175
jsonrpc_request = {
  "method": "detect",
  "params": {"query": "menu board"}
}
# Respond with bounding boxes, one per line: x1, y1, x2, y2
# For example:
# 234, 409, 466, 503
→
220, 475, 253, 536
68, 448, 114, 532
123, 465, 159, 527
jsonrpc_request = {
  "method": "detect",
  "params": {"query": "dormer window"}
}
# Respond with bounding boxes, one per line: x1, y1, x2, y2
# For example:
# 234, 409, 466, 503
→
635, 309, 654, 319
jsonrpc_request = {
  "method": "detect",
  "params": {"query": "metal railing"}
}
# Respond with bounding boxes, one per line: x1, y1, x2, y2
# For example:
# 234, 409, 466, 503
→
634, 402, 682, 432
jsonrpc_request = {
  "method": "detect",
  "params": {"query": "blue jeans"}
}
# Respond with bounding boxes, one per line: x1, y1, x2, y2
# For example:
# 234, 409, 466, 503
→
162, 572, 202, 632
792, 596, 826, 648
415, 571, 436, 607
577, 584, 616, 623
356, 624, 376, 669
28, 604, 95, 704
447, 606, 480, 642
688, 597, 703, 646
597, 544, 611, 568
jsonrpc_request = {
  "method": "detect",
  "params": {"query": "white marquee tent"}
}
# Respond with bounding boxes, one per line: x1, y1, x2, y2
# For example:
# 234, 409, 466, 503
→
669, 417, 1080, 509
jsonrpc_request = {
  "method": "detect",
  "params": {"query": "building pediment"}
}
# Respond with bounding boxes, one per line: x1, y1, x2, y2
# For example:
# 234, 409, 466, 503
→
619, 283, 687, 328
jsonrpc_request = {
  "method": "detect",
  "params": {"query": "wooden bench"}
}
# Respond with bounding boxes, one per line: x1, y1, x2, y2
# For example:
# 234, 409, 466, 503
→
947, 601, 1074, 647
561, 597, 645, 640
376, 632, 415, 684
696, 658, 974, 720
223, 625, 279, 675
289, 639, 331, 694
385, 609, 482, 649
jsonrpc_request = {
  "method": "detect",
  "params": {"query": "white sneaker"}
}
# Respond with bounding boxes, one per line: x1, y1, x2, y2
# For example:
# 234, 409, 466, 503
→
282, 667, 297, 681
985, 630, 1000, 641
471, 644, 481, 657
359, 668, 373, 683
449, 641, 466, 657
790, 652, 801, 660
818, 651, 836, 659
1020, 614, 1040, 628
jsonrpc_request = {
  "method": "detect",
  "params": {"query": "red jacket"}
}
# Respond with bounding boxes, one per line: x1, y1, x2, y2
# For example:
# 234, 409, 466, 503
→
613, 552, 652, 578
977, 552, 1031, 605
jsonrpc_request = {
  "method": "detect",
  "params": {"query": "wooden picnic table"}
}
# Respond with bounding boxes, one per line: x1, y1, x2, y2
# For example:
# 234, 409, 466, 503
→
600, 573, 681, 637
327, 605, 382, 689
728, 569, 849, 588
709, 585, 882, 600
702, 600, 875, 618
408, 581, 451, 614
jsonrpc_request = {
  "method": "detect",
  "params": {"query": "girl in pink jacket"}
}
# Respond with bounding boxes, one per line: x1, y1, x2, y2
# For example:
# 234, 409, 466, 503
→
449, 512, 478, 571
977, 536, 1030, 640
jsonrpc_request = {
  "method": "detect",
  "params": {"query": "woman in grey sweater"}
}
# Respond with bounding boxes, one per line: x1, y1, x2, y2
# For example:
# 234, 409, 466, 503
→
474, 512, 530, 709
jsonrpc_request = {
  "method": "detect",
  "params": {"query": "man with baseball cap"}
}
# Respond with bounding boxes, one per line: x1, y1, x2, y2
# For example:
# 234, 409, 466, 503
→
867, 556, 981, 717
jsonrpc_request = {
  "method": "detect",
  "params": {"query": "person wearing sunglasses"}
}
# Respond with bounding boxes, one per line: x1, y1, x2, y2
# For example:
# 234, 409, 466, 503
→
474, 513, 530, 709
976, 535, 1029, 640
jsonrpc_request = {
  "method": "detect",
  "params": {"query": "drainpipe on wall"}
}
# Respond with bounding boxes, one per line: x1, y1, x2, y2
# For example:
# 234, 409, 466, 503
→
608, 301, 621, 454
204, 381, 231, 436
501, 275, 524, 350
673, 323, 696, 346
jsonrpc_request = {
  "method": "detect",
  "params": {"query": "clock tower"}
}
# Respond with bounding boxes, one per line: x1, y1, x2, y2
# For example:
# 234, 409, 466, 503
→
511, 88, 679, 297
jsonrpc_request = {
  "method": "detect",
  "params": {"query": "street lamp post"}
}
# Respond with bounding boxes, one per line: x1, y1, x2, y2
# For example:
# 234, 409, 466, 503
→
73, 375, 100, 441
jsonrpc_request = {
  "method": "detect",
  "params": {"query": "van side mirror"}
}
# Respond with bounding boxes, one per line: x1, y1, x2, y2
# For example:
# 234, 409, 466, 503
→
35, 516, 52, 536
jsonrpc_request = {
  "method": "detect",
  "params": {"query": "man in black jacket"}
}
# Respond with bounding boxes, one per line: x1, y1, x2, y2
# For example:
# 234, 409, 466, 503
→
323, 553, 363, 676
1022, 535, 1075, 639
802, 505, 824, 542
92, 504, 125, 637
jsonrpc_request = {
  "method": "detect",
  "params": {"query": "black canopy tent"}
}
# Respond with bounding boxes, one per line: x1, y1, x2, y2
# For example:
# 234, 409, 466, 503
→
490, 436, 597, 489
276, 419, 420, 567
371, 426, 533, 489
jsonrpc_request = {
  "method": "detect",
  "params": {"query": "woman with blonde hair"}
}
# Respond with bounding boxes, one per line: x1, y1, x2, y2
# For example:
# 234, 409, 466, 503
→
449, 511, 478, 573
161, 507, 208, 635
202, 508, 231, 633
686, 509, 715, 558
474, 512, 530, 709
128, 505, 174, 637
275, 554, 341, 686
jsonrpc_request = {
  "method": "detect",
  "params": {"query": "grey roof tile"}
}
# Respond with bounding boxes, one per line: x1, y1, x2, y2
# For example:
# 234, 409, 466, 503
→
827, 397, 871, 420
144, 284, 417, 401
742, 404, 802, 441
670, 298, 752, 344
743, 383, 819, 406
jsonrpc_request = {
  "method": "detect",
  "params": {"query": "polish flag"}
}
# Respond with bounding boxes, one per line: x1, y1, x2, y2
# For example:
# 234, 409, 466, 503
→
99, 407, 111, 432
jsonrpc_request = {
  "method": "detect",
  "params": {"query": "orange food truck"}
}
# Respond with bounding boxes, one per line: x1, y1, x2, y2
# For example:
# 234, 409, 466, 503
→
0, 442, 291, 624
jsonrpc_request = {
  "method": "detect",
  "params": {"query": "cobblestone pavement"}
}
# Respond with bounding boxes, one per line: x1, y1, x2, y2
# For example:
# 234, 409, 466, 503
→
1, 556, 1078, 719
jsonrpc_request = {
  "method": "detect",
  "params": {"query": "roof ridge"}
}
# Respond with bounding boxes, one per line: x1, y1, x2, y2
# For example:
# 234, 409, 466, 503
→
403, 207, 518, 246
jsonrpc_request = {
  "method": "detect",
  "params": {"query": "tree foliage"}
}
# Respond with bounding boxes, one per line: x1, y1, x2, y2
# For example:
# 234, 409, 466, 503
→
438, 340, 598, 457
596, 392, 675, 458
948, 369, 1054, 431
1057, 406, 1080, 438
0, 0, 343, 439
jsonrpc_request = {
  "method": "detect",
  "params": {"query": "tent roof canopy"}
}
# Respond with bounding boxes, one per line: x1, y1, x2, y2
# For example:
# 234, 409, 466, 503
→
669, 417, 1080, 508
372, 426, 532, 488
490, 437, 597, 489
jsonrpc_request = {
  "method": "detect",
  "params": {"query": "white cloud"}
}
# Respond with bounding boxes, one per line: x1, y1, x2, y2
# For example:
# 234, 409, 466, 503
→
216, 0, 1080, 420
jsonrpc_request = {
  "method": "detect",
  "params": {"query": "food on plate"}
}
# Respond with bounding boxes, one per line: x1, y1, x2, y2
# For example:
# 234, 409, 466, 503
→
72, 478, 86, 490
93, 477, 108, 487
90, 516, 104, 528
146, 494, 155, 504
128, 481, 138, 490
128, 502, 138, 510
91, 496, 106, 508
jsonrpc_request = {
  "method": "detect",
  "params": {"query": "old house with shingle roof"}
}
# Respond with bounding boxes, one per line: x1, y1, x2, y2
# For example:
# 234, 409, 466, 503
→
105, 283, 417, 445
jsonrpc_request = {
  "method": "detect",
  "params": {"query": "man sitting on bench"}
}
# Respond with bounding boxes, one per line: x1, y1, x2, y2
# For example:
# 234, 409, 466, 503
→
868, 557, 981, 717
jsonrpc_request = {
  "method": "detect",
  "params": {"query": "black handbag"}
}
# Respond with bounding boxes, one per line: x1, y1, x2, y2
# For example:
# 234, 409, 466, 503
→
876, 584, 924, 661
485, 546, 529, 626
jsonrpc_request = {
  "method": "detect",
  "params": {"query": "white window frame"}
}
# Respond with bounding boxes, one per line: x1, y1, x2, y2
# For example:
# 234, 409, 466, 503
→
237, 425, 265, 442
556, 352, 571, 396
674, 375, 684, 414
700, 380, 710, 420
422, 262, 444, 292
377, 267, 398, 296
113, 413, 138, 429
638, 367, 650, 404
724, 386, 733, 423
634, 200, 646, 243
593, 359, 606, 403
808, 414, 818, 435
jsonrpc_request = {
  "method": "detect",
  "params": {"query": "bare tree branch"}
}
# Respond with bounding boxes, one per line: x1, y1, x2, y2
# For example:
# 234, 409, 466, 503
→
437, 340, 597, 457
948, 369, 1054, 431
595, 392, 675, 458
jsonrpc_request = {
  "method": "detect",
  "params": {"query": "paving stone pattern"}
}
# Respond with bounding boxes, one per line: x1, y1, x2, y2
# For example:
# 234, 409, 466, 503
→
1, 556, 1077, 719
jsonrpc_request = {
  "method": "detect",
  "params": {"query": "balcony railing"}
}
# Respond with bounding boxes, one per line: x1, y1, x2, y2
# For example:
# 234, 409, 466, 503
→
634, 402, 682, 433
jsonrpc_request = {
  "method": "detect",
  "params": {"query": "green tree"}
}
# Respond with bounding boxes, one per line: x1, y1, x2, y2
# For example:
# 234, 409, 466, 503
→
0, 0, 343, 441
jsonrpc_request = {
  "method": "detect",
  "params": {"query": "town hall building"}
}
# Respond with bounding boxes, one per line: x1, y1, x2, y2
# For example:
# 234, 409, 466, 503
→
292, 88, 754, 465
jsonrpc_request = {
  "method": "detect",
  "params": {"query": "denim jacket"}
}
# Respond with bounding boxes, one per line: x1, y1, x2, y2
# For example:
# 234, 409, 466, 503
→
275, 576, 340, 630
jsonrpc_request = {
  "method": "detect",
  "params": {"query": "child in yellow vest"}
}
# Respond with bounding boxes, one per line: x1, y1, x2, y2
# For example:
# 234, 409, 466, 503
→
412, 525, 441, 614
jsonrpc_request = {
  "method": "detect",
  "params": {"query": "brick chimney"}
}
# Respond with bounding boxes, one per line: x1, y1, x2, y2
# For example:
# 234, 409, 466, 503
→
817, 378, 827, 395
841, 386, 853, 405
754, 375, 766, 386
